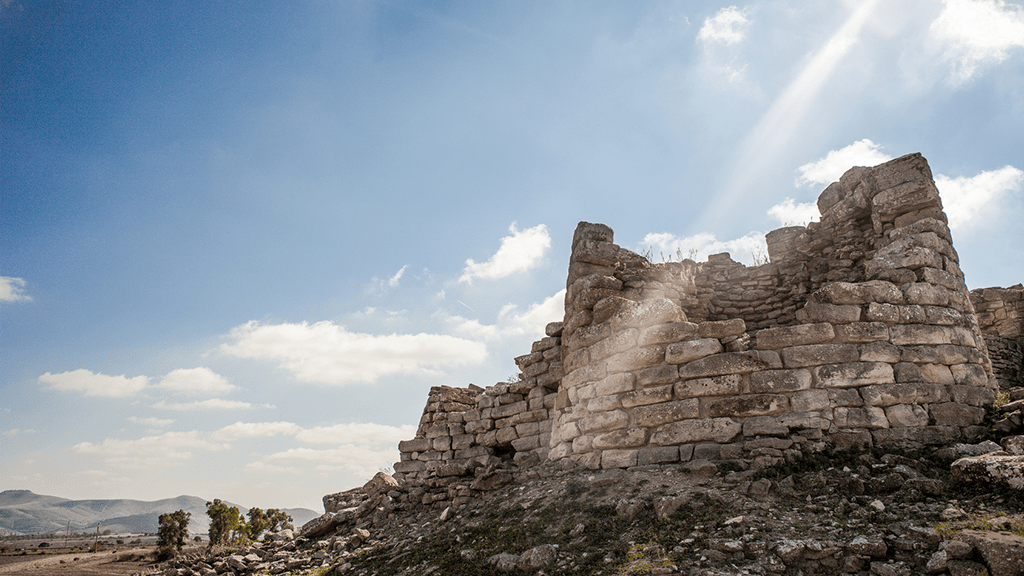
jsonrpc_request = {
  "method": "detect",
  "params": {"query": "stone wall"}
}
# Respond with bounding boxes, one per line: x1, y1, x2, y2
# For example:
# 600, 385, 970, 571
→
970, 285, 1024, 389
394, 153, 1005, 487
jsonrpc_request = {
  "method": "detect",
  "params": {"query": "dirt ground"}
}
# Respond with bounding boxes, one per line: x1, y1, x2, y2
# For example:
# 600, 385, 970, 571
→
0, 547, 157, 576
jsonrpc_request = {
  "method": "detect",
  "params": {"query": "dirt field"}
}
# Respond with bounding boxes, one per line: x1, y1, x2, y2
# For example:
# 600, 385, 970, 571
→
0, 547, 157, 576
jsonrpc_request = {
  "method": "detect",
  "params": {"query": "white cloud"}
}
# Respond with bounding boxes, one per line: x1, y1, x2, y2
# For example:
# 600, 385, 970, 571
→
641, 231, 768, 266
260, 445, 399, 480
39, 369, 150, 397
388, 265, 408, 288
220, 320, 487, 385
153, 398, 269, 411
796, 139, 894, 187
212, 421, 303, 442
930, 0, 1024, 83
158, 367, 237, 396
128, 416, 175, 427
241, 461, 303, 475
459, 223, 551, 284
697, 6, 750, 45
767, 198, 820, 226
0, 277, 32, 302
72, 431, 231, 468
936, 165, 1024, 231
2, 428, 36, 437
294, 422, 417, 444
444, 289, 565, 341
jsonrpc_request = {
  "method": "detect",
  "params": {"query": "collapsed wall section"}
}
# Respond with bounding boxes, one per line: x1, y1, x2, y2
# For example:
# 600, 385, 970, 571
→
970, 285, 1024, 389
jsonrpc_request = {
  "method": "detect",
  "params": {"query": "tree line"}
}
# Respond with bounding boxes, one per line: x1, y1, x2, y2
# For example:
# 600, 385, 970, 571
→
157, 499, 293, 559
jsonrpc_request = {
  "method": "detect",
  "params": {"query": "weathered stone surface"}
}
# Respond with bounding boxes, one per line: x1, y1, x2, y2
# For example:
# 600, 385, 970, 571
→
749, 369, 812, 393
929, 403, 985, 427
678, 352, 776, 379
706, 394, 790, 418
634, 399, 700, 427
650, 418, 742, 445
592, 428, 646, 450
579, 410, 629, 434
884, 404, 929, 427
606, 345, 666, 374
860, 382, 949, 406
834, 322, 890, 343
956, 530, 1024, 576
834, 406, 888, 429
665, 338, 723, 364
638, 321, 699, 346
698, 318, 746, 338
812, 362, 894, 388
609, 298, 684, 329
814, 281, 904, 305
601, 448, 640, 468
782, 344, 859, 368
675, 374, 743, 398
620, 384, 673, 408
756, 323, 835, 350
797, 302, 861, 324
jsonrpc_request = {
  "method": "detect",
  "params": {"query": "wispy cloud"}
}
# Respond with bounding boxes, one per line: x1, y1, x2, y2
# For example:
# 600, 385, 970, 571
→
39, 369, 150, 398
930, 0, 1024, 84
72, 431, 231, 468
158, 367, 237, 396
641, 231, 768, 265
211, 421, 302, 441
388, 265, 408, 288
795, 139, 894, 187
0, 277, 32, 303
220, 320, 487, 385
937, 165, 1024, 231
127, 416, 174, 427
153, 398, 270, 411
2, 428, 37, 437
767, 198, 820, 226
697, 6, 750, 45
459, 223, 551, 284
444, 289, 565, 340
293, 422, 416, 444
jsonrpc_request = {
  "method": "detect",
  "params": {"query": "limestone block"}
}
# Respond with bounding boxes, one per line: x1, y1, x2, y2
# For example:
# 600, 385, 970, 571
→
834, 322, 890, 343
813, 362, 894, 388
649, 417, 742, 445
607, 345, 666, 374
698, 318, 746, 338
817, 181, 844, 214
953, 456, 1024, 492
930, 403, 986, 427
637, 364, 679, 387
665, 337, 723, 364
523, 361, 549, 379
551, 420, 579, 445
859, 382, 950, 406
451, 434, 475, 450
814, 281, 904, 305
587, 395, 622, 413
736, 350, 783, 368
782, 344, 859, 368
638, 322, 699, 346
572, 435, 593, 453
675, 374, 743, 398
797, 302, 862, 324
780, 412, 830, 429
573, 451, 603, 469
829, 388, 863, 406
601, 449, 639, 468
834, 406, 889, 429
610, 298, 684, 329
742, 416, 789, 436
872, 178, 941, 222
562, 362, 607, 390
901, 344, 971, 365
572, 239, 627, 267
893, 362, 925, 383
679, 352, 777, 378
634, 399, 701, 427
949, 385, 997, 406
564, 347, 590, 373
399, 437, 432, 453
859, 342, 900, 363
790, 389, 829, 412
872, 426, 958, 447
919, 363, 954, 385
424, 423, 449, 438
865, 302, 900, 323
922, 305, 963, 326
495, 426, 519, 444
491, 400, 529, 419
621, 385, 673, 408
393, 460, 427, 473
546, 322, 564, 337
755, 323, 835, 350
592, 428, 646, 450
706, 394, 790, 418
865, 247, 944, 277
572, 323, 612, 350
512, 435, 541, 452
532, 336, 560, 353
592, 295, 635, 324
590, 328, 638, 361
548, 442, 572, 460
594, 373, 636, 396
884, 403, 929, 427
749, 369, 812, 393
579, 410, 630, 434
638, 446, 680, 465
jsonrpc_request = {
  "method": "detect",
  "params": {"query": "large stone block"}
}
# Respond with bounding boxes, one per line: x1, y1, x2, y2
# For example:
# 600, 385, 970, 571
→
814, 281, 904, 305
675, 374, 743, 398
872, 179, 941, 222
705, 394, 789, 418
919, 363, 954, 385
678, 352, 776, 379
755, 323, 835, 350
649, 418, 742, 445
834, 406, 889, 429
601, 449, 640, 468
904, 283, 950, 306
665, 338, 723, 364
797, 302, 862, 324
930, 403, 986, 427
606, 345, 666, 374
859, 342, 901, 363
594, 373, 636, 396
638, 322, 699, 346
399, 437, 432, 453
621, 385, 674, 408
637, 364, 679, 387
579, 410, 630, 434
872, 426, 958, 447
790, 389, 829, 411
589, 328, 638, 361
866, 247, 944, 278
859, 382, 950, 406
698, 318, 746, 338
634, 399, 700, 427
637, 446, 680, 465
562, 361, 608, 390
611, 298, 685, 329
749, 369, 812, 393
889, 324, 954, 346
782, 344, 859, 368
834, 322, 890, 343
813, 362, 895, 388
592, 428, 647, 450
884, 404, 929, 427
949, 384, 997, 406
572, 323, 612, 350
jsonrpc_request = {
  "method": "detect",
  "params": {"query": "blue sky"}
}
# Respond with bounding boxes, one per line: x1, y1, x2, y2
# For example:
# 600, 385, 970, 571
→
2, 0, 1023, 513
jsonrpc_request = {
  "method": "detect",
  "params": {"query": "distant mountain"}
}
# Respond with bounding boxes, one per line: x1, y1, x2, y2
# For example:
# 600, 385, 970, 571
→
0, 490, 320, 536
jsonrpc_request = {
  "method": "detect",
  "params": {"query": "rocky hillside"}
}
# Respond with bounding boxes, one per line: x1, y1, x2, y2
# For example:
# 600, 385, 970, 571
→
155, 436, 1024, 576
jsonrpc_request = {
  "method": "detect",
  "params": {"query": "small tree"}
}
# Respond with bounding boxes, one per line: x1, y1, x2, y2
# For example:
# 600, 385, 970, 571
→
157, 510, 190, 560
265, 508, 293, 533
245, 507, 270, 541
206, 499, 242, 547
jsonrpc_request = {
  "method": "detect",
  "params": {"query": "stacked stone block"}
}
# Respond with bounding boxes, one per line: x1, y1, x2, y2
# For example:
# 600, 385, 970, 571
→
970, 285, 1024, 389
